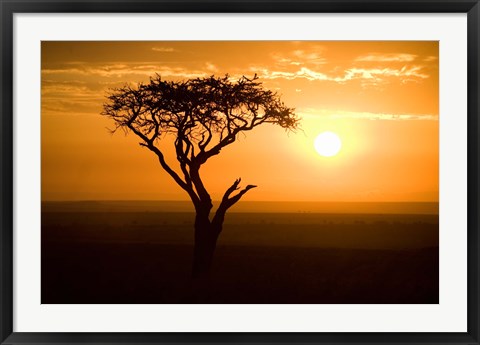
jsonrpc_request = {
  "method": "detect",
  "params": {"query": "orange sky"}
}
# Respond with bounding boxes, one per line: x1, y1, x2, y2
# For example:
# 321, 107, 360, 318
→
41, 41, 438, 202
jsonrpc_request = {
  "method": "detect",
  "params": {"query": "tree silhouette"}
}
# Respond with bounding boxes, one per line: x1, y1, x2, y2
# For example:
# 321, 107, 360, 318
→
102, 74, 298, 279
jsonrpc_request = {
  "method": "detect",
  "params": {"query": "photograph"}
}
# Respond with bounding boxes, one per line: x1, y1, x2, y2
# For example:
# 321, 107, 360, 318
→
41, 41, 439, 304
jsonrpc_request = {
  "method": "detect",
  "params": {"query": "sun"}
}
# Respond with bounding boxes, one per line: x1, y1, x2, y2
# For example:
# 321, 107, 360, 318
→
314, 132, 342, 157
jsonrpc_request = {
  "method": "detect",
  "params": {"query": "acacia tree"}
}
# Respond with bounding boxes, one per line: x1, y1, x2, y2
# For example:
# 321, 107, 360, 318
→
102, 75, 298, 279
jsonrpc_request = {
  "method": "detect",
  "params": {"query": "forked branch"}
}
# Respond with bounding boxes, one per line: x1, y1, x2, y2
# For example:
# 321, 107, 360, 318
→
212, 178, 257, 229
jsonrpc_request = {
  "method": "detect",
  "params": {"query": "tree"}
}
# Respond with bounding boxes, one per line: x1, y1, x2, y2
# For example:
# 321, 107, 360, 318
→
102, 74, 299, 279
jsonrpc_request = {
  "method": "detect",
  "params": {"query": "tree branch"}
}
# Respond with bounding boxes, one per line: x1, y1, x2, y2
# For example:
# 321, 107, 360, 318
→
212, 178, 257, 230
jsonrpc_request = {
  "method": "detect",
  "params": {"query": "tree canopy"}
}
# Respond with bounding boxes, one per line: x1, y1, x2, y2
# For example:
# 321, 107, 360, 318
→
102, 74, 299, 213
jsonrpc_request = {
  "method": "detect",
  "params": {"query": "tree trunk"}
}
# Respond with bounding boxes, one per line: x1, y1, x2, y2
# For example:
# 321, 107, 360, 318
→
191, 213, 220, 280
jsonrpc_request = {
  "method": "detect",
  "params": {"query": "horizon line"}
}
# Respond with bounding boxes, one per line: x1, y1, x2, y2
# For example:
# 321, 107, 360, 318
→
42, 199, 440, 204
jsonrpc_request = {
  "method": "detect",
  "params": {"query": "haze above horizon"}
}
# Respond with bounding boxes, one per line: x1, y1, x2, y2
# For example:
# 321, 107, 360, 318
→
42, 200, 439, 215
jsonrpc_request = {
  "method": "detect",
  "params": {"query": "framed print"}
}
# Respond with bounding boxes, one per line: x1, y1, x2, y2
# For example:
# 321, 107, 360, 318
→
1, 1, 479, 344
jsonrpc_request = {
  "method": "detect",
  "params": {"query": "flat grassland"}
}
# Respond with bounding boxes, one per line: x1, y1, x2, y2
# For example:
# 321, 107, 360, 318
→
42, 202, 438, 304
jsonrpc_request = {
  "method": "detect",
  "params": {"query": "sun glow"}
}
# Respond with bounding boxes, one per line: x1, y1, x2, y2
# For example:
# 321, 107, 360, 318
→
314, 132, 342, 157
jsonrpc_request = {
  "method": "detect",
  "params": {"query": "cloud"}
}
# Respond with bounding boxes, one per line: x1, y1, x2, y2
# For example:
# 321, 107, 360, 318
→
42, 81, 103, 101
292, 50, 327, 65
274, 57, 303, 66
342, 66, 429, 80
271, 48, 327, 67
253, 67, 329, 81
205, 62, 219, 73
330, 112, 438, 121
152, 47, 176, 53
298, 108, 438, 121
355, 53, 417, 62
41, 82, 104, 116
424, 56, 438, 62
42, 64, 208, 79
251, 65, 429, 84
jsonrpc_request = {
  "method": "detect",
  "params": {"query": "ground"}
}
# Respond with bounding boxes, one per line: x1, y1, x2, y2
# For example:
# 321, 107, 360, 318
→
42, 207, 438, 304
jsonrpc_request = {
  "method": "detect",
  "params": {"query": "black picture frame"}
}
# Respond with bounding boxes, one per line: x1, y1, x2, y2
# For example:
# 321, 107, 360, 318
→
1, 0, 479, 344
